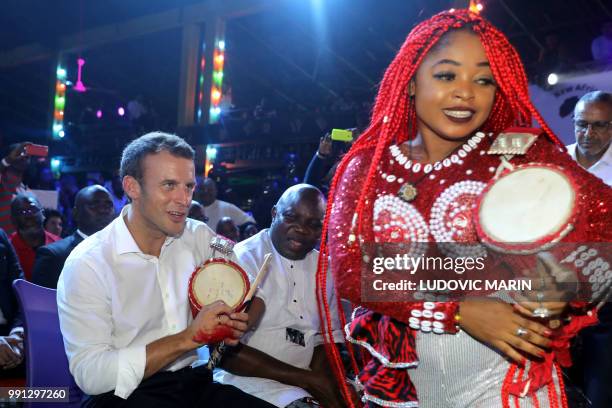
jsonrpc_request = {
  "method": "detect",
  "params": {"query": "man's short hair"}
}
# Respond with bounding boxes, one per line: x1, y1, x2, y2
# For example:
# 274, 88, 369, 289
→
575, 91, 612, 111
119, 132, 194, 181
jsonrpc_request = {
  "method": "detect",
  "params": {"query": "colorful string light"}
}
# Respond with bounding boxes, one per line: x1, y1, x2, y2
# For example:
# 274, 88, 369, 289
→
209, 39, 225, 124
196, 40, 207, 123
52, 64, 68, 139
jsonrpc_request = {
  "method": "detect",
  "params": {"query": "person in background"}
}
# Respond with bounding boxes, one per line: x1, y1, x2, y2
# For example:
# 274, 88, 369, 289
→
240, 222, 258, 242
0, 143, 31, 235
43, 208, 64, 238
32, 185, 115, 289
566, 90, 612, 408
567, 91, 612, 184
0, 229, 25, 379
194, 178, 255, 231
216, 217, 240, 243
188, 200, 208, 224
106, 175, 128, 215
9, 194, 60, 281
304, 131, 354, 195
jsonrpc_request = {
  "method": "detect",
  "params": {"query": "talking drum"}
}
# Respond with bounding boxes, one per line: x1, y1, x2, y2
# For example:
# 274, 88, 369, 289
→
188, 258, 251, 317
475, 163, 578, 254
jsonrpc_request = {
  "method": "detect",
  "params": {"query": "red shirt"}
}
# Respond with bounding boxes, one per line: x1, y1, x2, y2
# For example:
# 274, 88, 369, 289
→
10, 230, 60, 281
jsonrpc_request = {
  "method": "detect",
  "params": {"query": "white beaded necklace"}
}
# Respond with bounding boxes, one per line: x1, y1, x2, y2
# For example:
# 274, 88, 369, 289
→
382, 132, 486, 202
386, 131, 485, 176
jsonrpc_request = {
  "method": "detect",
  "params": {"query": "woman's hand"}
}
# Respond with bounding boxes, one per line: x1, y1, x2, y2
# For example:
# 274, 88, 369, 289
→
458, 299, 552, 364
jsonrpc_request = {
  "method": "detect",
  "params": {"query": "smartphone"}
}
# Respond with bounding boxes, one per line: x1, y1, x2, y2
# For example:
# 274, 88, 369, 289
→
25, 144, 49, 157
330, 128, 353, 142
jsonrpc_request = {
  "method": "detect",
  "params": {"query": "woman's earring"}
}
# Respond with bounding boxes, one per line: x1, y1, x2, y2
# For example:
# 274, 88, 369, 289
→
408, 81, 416, 97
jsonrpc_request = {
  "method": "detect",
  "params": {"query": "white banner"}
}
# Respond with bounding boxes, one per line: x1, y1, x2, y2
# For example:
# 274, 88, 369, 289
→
529, 69, 612, 145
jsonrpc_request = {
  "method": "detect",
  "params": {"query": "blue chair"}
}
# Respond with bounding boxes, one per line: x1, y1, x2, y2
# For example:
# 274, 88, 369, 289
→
12, 279, 82, 407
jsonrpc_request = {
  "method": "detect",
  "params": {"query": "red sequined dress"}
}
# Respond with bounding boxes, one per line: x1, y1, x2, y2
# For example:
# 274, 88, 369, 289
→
328, 131, 611, 407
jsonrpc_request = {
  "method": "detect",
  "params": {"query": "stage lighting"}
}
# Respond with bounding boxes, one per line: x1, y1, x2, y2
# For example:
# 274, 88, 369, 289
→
547, 73, 559, 85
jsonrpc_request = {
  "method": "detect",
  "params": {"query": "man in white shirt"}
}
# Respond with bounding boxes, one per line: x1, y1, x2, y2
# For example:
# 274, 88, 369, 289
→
57, 132, 273, 408
566, 90, 612, 186
195, 178, 255, 232
215, 184, 346, 408
566, 91, 612, 408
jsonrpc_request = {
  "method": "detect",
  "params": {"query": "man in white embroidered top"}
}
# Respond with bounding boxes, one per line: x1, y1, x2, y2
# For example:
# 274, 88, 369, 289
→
215, 184, 346, 408
57, 132, 273, 408
567, 90, 612, 186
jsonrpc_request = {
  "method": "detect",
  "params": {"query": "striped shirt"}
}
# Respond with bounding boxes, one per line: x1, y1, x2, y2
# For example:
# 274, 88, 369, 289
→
0, 170, 23, 235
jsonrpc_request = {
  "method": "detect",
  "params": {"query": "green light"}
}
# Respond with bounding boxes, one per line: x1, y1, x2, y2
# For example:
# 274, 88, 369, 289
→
55, 96, 65, 110
213, 71, 223, 85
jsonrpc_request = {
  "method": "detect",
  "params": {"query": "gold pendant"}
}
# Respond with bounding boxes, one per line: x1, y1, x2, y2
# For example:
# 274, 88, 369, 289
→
398, 183, 417, 202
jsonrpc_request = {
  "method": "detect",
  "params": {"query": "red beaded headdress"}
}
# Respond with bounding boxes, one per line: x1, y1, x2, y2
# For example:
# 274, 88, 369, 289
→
315, 9, 565, 406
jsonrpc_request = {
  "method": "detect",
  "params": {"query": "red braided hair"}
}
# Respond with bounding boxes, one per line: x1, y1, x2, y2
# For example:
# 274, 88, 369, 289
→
315, 9, 565, 407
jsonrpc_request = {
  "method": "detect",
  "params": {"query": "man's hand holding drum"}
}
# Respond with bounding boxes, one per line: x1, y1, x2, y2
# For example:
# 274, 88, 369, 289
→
186, 300, 249, 347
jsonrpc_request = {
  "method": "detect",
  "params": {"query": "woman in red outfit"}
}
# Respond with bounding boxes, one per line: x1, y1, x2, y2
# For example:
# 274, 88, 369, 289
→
316, 9, 612, 408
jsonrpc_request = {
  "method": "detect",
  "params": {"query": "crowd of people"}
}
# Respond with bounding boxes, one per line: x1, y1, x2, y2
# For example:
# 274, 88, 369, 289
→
0, 8, 611, 408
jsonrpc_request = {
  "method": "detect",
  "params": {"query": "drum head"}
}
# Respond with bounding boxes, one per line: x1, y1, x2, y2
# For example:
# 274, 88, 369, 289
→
189, 259, 250, 311
477, 165, 576, 247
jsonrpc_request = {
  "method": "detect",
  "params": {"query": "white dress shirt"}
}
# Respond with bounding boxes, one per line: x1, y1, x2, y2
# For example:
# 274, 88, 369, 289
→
57, 205, 224, 399
215, 229, 343, 408
203, 199, 255, 231
567, 142, 612, 185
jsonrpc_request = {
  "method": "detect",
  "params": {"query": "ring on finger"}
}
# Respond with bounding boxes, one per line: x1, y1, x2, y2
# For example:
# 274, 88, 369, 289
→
533, 307, 550, 319
516, 327, 528, 337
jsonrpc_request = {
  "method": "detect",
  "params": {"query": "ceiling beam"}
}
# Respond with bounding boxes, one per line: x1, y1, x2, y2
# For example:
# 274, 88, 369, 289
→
498, 0, 544, 51
0, 0, 282, 68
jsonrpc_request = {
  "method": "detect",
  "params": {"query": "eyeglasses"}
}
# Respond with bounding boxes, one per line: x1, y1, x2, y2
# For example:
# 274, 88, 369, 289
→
573, 120, 612, 133
15, 207, 42, 216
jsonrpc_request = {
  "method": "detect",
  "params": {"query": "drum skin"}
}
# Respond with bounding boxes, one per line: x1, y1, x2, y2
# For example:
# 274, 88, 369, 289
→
475, 163, 578, 254
188, 258, 250, 317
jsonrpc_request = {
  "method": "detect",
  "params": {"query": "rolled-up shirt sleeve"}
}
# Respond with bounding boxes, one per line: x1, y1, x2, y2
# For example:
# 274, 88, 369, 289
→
57, 256, 146, 398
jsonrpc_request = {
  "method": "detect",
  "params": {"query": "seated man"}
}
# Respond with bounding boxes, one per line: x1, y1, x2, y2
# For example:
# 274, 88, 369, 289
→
0, 229, 25, 379
32, 185, 115, 289
57, 132, 273, 407
216, 184, 345, 408
216, 217, 239, 242
188, 200, 208, 224
10, 194, 60, 281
